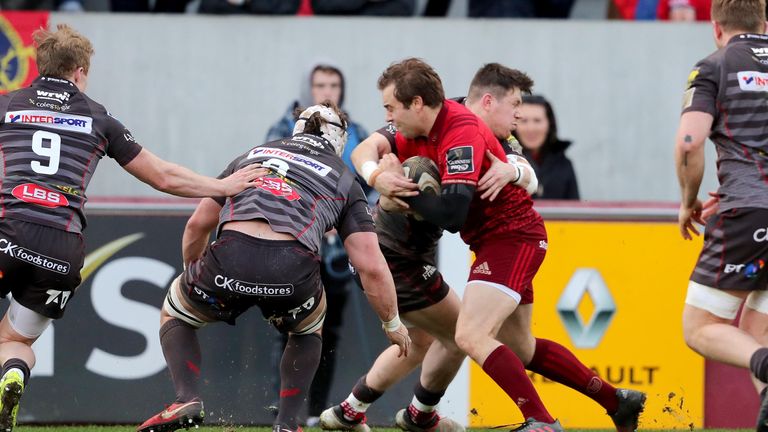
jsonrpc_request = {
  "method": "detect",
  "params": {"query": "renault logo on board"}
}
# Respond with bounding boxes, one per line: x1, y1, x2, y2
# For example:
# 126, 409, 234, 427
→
557, 268, 616, 349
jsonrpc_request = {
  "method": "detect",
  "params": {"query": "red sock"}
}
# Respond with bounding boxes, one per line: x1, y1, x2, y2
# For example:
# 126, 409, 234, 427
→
482, 345, 554, 423
527, 338, 618, 414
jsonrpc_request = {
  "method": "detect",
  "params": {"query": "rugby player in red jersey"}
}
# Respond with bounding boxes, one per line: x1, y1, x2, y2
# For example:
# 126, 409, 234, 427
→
321, 61, 645, 432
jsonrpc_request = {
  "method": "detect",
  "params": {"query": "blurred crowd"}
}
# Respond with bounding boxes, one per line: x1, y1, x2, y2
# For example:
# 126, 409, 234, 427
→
0, 0, 733, 21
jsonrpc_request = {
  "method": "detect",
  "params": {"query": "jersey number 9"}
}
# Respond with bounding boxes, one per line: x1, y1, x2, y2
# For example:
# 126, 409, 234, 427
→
31, 130, 61, 175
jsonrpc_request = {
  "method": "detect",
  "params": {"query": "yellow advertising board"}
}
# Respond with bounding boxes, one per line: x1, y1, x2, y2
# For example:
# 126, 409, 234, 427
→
468, 221, 705, 428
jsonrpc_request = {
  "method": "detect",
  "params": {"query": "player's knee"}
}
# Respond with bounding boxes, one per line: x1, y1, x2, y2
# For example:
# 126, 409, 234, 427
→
454, 325, 480, 357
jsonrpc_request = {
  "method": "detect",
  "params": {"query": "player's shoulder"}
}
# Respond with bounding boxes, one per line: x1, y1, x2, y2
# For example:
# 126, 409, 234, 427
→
443, 100, 480, 132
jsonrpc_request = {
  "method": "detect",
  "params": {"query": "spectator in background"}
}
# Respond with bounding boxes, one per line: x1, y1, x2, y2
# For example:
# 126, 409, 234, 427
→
265, 61, 368, 427
111, 0, 193, 12
657, 0, 711, 21
198, 0, 302, 14
311, 0, 414, 16
198, 0, 413, 15
609, 0, 711, 20
469, 0, 574, 18
513, 95, 580, 200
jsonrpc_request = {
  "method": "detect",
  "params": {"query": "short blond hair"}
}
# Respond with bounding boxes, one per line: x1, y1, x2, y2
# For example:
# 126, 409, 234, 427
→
33, 24, 94, 78
712, 0, 766, 33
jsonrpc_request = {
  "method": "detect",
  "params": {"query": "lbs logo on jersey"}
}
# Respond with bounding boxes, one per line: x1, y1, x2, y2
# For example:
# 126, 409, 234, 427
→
12, 183, 69, 207
255, 177, 301, 201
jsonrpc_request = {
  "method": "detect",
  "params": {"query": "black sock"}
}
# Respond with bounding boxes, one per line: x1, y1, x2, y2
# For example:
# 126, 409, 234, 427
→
276, 333, 323, 430
752, 348, 768, 383
351, 375, 384, 404
160, 319, 201, 402
414, 381, 444, 406
2, 359, 30, 386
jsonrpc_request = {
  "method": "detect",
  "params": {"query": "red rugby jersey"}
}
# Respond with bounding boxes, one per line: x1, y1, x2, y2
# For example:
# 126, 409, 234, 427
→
380, 99, 543, 247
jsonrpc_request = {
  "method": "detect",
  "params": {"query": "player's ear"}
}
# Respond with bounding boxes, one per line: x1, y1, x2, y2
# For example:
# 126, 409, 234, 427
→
411, 96, 424, 111
482, 93, 493, 110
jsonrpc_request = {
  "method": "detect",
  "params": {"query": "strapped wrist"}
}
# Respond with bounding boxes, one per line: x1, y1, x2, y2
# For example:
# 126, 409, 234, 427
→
381, 314, 401, 332
368, 169, 383, 188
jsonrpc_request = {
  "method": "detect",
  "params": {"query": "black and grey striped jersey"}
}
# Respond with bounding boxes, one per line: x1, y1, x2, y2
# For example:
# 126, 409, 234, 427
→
683, 33, 768, 210
0, 76, 143, 233
214, 133, 375, 253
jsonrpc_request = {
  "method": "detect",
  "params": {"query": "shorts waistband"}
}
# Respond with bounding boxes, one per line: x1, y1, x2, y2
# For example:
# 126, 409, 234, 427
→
219, 229, 305, 248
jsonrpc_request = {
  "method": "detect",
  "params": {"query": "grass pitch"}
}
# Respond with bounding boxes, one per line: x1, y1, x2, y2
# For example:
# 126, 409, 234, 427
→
8, 428, 754, 432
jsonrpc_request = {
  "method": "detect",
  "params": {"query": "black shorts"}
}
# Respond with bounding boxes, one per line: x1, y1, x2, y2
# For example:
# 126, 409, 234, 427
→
0, 218, 84, 319
691, 207, 768, 291
353, 246, 450, 314
178, 230, 324, 332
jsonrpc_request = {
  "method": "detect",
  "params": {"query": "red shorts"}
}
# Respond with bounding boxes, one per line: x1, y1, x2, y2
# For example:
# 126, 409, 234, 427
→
468, 228, 547, 305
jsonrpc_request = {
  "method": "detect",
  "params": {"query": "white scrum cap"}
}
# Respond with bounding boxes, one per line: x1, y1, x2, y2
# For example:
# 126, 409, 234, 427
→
292, 104, 348, 156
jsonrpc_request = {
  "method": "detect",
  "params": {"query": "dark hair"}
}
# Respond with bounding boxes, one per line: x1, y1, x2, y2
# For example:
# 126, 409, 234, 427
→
467, 63, 534, 102
377, 58, 444, 108
293, 101, 348, 137
712, 0, 766, 33
512, 94, 560, 152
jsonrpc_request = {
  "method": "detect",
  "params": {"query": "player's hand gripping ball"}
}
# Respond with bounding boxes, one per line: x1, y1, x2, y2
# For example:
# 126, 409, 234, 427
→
401, 156, 441, 220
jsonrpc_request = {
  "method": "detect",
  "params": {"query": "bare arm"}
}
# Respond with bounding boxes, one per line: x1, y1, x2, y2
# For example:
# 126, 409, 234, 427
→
674, 111, 712, 239
122, 148, 266, 198
182, 198, 222, 266
344, 231, 410, 356
351, 131, 392, 174
352, 132, 418, 205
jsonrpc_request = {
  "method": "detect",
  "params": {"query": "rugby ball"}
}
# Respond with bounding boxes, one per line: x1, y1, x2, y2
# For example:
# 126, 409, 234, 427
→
402, 156, 441, 195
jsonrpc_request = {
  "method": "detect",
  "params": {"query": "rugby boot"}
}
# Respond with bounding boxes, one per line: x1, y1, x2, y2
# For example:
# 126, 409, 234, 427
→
757, 388, 768, 432
136, 399, 204, 432
509, 418, 564, 432
608, 389, 646, 432
273, 424, 303, 432
319, 405, 371, 432
395, 408, 465, 432
0, 370, 24, 432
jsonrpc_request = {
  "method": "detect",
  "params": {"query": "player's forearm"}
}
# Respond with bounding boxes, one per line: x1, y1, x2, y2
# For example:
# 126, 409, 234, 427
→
158, 163, 228, 197
182, 229, 210, 267
358, 261, 399, 322
675, 134, 706, 207
352, 139, 382, 176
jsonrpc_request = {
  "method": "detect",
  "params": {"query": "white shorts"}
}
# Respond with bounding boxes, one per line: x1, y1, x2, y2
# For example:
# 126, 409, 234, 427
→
685, 280, 768, 319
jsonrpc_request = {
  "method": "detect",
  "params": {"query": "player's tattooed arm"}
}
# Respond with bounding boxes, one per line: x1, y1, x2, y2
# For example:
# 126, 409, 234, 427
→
675, 111, 712, 239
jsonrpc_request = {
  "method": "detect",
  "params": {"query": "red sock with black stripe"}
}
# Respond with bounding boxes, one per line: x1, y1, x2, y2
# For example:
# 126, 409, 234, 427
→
527, 338, 618, 414
482, 345, 554, 423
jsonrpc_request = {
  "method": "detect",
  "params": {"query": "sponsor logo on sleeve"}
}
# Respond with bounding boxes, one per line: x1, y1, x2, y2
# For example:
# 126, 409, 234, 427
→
0, 237, 70, 274
682, 87, 696, 109
686, 68, 699, 89
446, 146, 474, 175
6, 110, 92, 134
737, 71, 768, 91
12, 183, 69, 207
247, 147, 332, 177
